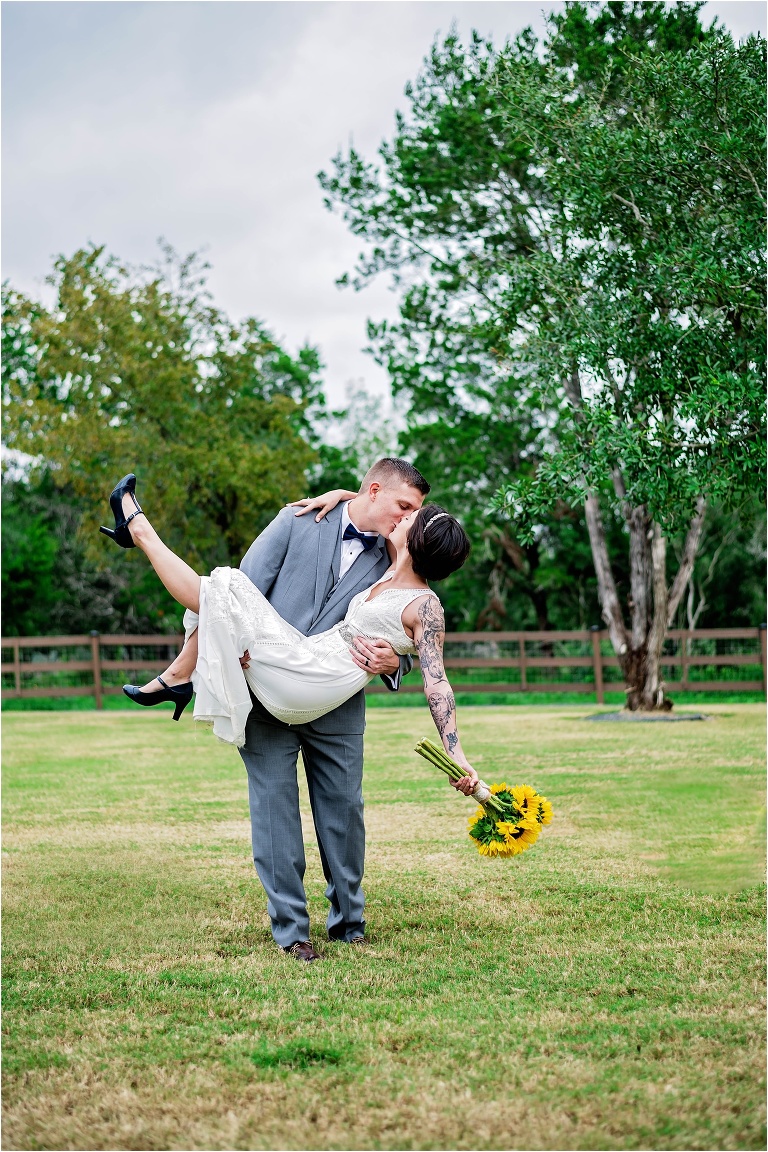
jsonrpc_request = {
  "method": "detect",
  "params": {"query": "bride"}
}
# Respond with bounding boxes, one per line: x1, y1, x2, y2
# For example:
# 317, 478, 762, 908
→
101, 474, 479, 795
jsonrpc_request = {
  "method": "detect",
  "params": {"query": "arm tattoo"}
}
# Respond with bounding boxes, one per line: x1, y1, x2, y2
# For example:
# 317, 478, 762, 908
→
416, 597, 447, 684
427, 690, 456, 736
427, 689, 459, 757
420, 600, 460, 755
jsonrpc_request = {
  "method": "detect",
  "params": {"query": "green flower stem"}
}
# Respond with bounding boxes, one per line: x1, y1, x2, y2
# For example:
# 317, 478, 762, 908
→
416, 741, 460, 778
414, 740, 464, 780
415, 739, 507, 815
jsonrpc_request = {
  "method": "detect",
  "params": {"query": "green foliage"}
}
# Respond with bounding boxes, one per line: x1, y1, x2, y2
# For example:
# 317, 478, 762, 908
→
2, 245, 320, 572
1, 477, 59, 636
491, 33, 766, 532
1, 471, 184, 635
319, 3, 765, 644
546, 0, 713, 93
672, 497, 767, 629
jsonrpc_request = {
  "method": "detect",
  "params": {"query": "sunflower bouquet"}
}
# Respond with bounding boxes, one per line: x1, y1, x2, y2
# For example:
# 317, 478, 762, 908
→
414, 738, 553, 858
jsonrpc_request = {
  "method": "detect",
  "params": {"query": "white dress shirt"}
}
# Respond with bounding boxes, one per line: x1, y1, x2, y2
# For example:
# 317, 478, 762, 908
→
339, 502, 378, 580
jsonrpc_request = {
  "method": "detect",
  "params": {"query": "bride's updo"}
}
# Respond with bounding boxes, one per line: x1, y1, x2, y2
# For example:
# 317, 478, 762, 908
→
407, 505, 471, 582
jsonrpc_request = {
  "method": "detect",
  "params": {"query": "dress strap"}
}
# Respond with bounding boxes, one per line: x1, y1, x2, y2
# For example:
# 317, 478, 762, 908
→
395, 587, 440, 607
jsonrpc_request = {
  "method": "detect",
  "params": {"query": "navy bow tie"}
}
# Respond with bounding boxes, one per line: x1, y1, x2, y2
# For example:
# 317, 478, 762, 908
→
343, 522, 378, 551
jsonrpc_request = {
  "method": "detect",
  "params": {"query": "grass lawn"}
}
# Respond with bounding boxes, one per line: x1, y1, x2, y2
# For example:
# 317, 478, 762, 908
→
3, 703, 765, 1151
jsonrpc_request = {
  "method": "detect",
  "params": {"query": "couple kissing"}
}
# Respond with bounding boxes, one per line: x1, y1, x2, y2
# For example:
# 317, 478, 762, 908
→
100, 457, 477, 962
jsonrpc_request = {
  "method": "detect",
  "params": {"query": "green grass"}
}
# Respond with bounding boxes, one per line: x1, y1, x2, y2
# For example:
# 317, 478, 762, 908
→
3, 704, 765, 1150
4, 687, 765, 711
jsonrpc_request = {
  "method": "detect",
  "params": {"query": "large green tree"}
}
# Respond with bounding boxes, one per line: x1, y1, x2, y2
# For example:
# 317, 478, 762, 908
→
3, 245, 321, 576
320, 3, 765, 707
490, 33, 765, 707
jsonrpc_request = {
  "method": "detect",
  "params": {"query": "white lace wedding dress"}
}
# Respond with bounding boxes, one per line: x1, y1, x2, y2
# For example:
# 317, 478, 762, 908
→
182, 568, 437, 746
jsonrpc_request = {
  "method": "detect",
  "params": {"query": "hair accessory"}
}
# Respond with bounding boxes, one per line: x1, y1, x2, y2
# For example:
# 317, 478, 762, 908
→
427, 512, 452, 526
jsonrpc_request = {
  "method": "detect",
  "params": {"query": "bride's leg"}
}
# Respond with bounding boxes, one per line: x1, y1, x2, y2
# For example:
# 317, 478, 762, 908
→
140, 629, 198, 694
122, 493, 201, 612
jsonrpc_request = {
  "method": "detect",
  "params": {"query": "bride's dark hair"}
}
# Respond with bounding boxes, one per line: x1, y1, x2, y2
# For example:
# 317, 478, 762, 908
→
408, 505, 471, 582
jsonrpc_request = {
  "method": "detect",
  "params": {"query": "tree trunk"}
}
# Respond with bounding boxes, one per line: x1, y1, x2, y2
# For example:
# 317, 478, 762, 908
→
584, 490, 707, 712
624, 523, 672, 710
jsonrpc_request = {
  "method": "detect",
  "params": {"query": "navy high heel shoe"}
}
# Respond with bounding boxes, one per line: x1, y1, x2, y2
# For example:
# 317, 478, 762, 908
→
123, 676, 193, 721
100, 473, 144, 548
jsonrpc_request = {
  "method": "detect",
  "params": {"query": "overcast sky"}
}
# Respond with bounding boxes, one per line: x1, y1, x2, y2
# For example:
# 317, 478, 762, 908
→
3, 0, 765, 407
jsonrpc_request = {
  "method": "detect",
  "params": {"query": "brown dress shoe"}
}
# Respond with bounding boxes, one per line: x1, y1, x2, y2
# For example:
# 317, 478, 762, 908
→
283, 940, 321, 962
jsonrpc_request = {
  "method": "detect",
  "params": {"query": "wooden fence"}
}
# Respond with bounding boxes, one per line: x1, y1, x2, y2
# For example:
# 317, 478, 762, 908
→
2, 626, 765, 706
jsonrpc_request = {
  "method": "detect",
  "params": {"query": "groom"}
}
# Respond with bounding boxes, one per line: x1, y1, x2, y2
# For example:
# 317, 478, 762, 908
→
238, 458, 430, 961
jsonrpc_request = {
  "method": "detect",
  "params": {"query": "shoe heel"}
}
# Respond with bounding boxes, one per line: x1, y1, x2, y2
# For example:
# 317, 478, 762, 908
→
99, 526, 116, 540
172, 699, 188, 721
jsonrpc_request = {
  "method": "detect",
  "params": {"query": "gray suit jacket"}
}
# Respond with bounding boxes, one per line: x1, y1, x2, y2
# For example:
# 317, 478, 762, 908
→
239, 503, 411, 734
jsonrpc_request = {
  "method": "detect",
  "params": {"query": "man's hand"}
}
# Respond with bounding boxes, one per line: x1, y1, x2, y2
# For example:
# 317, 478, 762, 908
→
240, 650, 250, 669
349, 636, 400, 676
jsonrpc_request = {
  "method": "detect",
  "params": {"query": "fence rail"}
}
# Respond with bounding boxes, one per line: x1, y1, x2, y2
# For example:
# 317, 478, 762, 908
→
2, 626, 765, 706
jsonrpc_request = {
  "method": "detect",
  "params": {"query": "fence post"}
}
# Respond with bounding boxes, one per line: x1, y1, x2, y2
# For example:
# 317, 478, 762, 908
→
681, 630, 690, 691
760, 624, 767, 696
590, 626, 605, 704
90, 631, 103, 710
519, 635, 527, 692
13, 640, 21, 696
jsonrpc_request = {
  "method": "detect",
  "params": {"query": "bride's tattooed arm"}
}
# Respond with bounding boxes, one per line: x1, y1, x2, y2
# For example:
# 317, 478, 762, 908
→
412, 596, 478, 793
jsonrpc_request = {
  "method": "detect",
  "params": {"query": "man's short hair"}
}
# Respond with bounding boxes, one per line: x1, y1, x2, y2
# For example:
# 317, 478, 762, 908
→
359, 458, 430, 496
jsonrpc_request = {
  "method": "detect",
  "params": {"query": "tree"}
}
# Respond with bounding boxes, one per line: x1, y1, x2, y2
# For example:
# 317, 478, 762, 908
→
1, 469, 187, 635
2, 245, 320, 577
490, 34, 765, 708
319, 4, 764, 706
318, 3, 714, 634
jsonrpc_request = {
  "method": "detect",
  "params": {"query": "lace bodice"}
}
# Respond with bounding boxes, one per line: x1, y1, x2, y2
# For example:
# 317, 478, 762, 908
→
334, 574, 438, 656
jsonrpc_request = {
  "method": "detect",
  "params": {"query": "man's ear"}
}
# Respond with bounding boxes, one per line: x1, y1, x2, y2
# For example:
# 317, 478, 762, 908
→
368, 482, 381, 501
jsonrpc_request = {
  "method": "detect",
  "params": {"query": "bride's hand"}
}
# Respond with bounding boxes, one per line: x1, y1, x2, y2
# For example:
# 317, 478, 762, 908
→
288, 489, 357, 522
451, 760, 479, 796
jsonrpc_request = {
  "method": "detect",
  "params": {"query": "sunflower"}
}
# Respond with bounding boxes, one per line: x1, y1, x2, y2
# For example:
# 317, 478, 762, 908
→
511, 784, 539, 806
478, 838, 503, 857
511, 823, 540, 848
536, 797, 554, 825
495, 820, 518, 837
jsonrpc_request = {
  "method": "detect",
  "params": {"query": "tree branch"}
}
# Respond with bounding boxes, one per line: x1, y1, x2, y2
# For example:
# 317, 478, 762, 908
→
584, 488, 628, 655
610, 192, 651, 232
564, 365, 582, 410
666, 497, 707, 627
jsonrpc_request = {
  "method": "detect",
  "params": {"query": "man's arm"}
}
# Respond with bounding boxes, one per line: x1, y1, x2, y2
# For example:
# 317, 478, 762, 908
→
239, 506, 294, 595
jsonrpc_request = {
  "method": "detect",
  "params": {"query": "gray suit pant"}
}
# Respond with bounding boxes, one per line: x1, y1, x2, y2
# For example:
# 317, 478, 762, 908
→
239, 711, 366, 948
